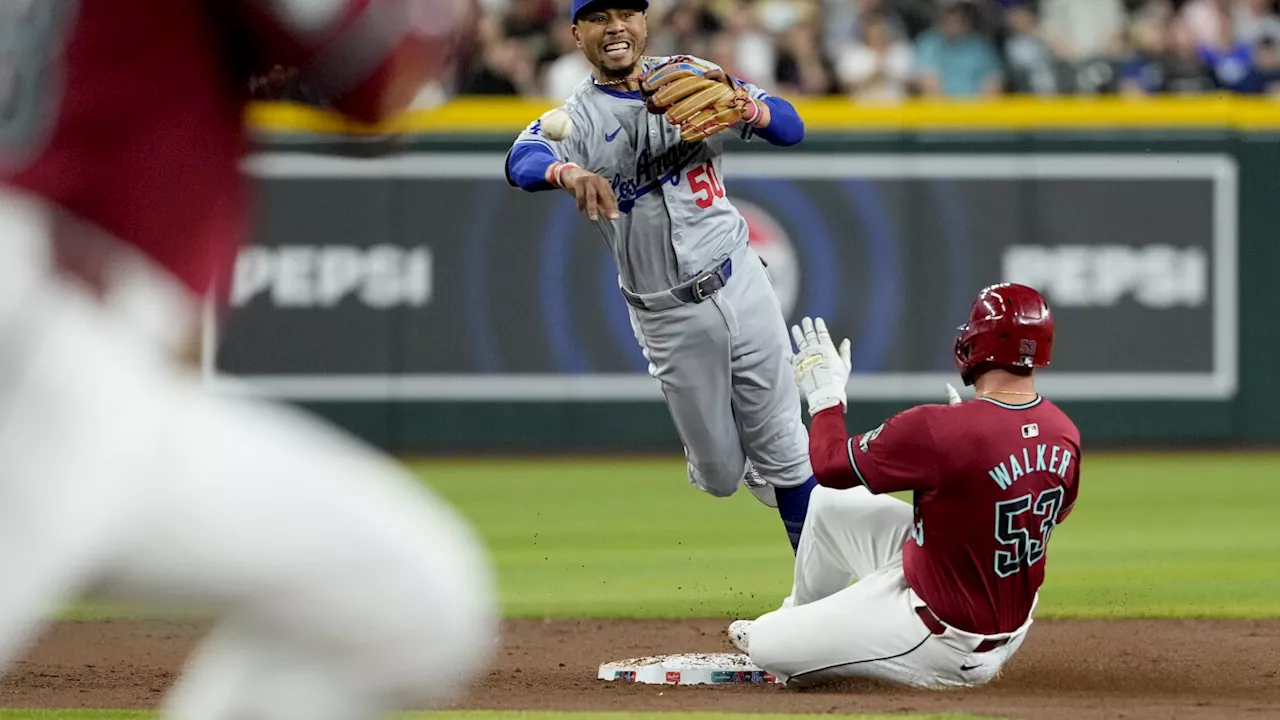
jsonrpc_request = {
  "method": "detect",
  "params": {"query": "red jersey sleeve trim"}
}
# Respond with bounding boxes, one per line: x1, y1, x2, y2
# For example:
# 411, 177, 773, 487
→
845, 437, 873, 491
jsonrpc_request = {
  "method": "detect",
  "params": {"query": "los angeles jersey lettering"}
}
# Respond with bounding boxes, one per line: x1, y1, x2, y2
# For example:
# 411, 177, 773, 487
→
846, 395, 1081, 635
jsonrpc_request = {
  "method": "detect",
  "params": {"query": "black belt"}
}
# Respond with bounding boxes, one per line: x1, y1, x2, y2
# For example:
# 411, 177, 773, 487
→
915, 606, 1012, 653
623, 257, 733, 311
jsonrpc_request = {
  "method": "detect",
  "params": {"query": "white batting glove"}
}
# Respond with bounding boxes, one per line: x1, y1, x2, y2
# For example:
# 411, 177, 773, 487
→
790, 317, 851, 416
945, 382, 963, 405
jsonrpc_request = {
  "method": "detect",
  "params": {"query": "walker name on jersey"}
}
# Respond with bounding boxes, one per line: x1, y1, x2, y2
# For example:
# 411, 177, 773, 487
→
231, 245, 433, 308
1002, 244, 1207, 308
988, 444, 1074, 490
611, 143, 700, 214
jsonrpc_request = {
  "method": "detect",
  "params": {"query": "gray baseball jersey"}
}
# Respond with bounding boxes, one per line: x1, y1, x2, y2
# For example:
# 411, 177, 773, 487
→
509, 55, 767, 295
506, 55, 814, 494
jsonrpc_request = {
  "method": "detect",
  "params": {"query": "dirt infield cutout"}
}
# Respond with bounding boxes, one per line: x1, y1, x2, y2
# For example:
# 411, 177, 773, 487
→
2, 618, 1277, 719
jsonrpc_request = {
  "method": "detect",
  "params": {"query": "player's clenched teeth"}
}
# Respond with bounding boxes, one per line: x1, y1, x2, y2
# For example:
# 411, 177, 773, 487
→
603, 41, 630, 58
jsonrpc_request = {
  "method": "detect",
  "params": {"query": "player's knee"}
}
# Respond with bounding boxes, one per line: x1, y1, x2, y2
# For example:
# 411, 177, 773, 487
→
803, 485, 839, 526
688, 459, 741, 497
807, 485, 876, 525
700, 482, 737, 498
742, 612, 791, 677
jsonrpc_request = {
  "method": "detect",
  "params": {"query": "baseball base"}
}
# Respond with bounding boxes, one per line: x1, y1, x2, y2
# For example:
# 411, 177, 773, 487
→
597, 652, 780, 685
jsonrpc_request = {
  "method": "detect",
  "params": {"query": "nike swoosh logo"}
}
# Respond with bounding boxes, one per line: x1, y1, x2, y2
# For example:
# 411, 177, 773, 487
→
960, 664, 981, 672
605, 127, 622, 142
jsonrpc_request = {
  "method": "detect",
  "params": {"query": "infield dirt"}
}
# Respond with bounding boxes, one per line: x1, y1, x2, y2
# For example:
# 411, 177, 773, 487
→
1, 618, 1276, 720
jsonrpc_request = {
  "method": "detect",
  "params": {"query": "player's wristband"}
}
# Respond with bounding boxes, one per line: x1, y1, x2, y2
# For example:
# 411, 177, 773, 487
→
546, 162, 581, 188
806, 386, 847, 417
740, 98, 763, 126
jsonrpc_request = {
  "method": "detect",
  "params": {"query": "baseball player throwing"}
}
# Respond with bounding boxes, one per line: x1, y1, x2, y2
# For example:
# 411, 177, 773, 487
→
504, 0, 817, 550
728, 283, 1081, 689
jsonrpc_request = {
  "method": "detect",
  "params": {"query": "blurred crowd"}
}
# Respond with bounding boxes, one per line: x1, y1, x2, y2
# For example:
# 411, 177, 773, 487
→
249, 0, 1280, 103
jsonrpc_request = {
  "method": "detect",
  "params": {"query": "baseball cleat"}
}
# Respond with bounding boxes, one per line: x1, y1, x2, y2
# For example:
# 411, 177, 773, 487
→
728, 619, 752, 653
742, 464, 778, 508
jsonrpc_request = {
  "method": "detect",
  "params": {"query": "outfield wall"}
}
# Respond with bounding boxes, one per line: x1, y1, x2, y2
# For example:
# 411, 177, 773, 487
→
211, 97, 1280, 452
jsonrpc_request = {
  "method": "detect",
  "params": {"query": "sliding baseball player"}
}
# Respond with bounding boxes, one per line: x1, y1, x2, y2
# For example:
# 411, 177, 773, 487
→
730, 284, 1081, 689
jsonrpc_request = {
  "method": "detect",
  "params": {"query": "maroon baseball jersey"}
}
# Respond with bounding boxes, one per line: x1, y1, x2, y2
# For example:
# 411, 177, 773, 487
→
1, 0, 455, 298
809, 395, 1081, 635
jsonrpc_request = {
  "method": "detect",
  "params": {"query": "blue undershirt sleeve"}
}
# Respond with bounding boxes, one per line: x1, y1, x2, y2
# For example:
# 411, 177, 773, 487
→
504, 140, 560, 192
751, 95, 804, 147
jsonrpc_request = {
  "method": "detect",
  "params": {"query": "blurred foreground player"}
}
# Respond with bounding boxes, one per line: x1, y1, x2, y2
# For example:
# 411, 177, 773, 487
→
0, 2, 497, 719
727, 284, 1081, 689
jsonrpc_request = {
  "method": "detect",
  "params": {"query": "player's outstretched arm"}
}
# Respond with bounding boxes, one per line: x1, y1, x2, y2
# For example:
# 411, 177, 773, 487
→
790, 317, 858, 487
808, 407, 860, 488
505, 113, 580, 193
556, 163, 619, 222
791, 316, 942, 493
504, 142, 619, 221
505, 141, 561, 192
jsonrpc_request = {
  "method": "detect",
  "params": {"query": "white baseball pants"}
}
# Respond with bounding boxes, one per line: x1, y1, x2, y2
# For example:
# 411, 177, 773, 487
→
0, 191, 498, 719
745, 485, 1034, 689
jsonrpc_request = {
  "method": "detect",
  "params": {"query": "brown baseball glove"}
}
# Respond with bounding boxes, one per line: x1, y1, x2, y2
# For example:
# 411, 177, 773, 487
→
640, 57, 751, 143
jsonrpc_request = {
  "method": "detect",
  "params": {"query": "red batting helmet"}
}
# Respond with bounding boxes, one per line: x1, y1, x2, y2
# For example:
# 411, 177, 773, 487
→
953, 283, 1054, 386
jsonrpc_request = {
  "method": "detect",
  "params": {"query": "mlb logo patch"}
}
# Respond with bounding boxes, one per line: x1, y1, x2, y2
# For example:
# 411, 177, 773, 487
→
1022, 423, 1039, 439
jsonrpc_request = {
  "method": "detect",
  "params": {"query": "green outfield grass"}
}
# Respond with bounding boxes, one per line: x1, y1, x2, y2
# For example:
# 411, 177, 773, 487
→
0, 707, 988, 712
25, 453, 1277, 719
410, 453, 1280, 620
62, 452, 1280, 621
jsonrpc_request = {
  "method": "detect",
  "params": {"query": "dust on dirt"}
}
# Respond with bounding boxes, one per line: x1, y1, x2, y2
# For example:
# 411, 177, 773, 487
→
1, 618, 1277, 720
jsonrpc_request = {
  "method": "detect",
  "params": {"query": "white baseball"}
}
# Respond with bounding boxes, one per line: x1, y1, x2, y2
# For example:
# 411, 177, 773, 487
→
539, 107, 573, 141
